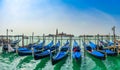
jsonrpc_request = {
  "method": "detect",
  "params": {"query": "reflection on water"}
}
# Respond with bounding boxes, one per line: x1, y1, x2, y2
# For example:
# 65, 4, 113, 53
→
34, 57, 49, 70
104, 56, 120, 70
86, 52, 107, 70
16, 56, 33, 69
72, 58, 81, 70
54, 55, 68, 70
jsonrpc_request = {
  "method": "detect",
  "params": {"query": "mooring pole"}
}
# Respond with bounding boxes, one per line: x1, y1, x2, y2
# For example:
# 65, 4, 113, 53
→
18, 35, 19, 46
61, 35, 62, 47
32, 32, 34, 57
55, 35, 57, 45
43, 34, 45, 41
79, 36, 81, 47
112, 26, 118, 55
2, 35, 3, 46
32, 32, 34, 44
69, 36, 72, 54
95, 35, 96, 44
55, 35, 57, 53
84, 35, 86, 64
52, 36, 54, 44
27, 36, 28, 45
22, 34, 24, 47
109, 33, 110, 41
84, 35, 85, 56
70, 36, 72, 47
97, 34, 99, 51
6, 29, 8, 45
102, 36, 103, 41
29, 36, 31, 44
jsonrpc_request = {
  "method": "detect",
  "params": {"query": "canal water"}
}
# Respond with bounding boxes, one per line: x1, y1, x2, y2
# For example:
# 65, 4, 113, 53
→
0, 37, 120, 70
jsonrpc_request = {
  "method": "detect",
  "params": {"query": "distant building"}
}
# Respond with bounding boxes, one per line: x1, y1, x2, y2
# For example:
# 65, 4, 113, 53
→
58, 32, 66, 36
58, 32, 74, 37
46, 29, 74, 37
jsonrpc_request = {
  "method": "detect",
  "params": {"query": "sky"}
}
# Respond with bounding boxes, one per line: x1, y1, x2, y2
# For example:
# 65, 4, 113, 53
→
0, 0, 120, 36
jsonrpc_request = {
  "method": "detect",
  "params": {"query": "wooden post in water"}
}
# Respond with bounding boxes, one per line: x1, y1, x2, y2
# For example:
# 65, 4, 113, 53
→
61, 35, 62, 47
39, 36, 41, 42
55, 35, 57, 53
6, 29, 8, 45
70, 36, 72, 47
109, 33, 110, 41
18, 35, 19, 46
32, 32, 34, 57
79, 36, 81, 47
83, 35, 86, 64
55, 35, 57, 45
22, 34, 24, 47
2, 35, 3, 46
55, 29, 58, 44
32, 32, 34, 44
101, 36, 103, 41
112, 26, 118, 55
69, 36, 72, 56
52, 36, 54, 44
97, 34, 99, 51
43, 34, 45, 41
95, 35, 96, 44
112, 35, 114, 42
27, 36, 28, 45
29, 36, 30, 44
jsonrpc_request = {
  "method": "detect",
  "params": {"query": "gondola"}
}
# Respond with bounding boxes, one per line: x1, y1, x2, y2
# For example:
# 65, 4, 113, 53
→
90, 41, 117, 56
34, 41, 60, 60
83, 41, 106, 60
97, 41, 117, 56
11, 40, 21, 47
2, 40, 21, 52
72, 40, 81, 61
105, 40, 114, 46
98, 40, 108, 47
18, 40, 45, 52
17, 40, 49, 56
52, 41, 69, 65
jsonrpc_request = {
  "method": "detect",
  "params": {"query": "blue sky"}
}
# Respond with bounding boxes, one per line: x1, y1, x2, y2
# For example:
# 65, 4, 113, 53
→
0, 0, 120, 36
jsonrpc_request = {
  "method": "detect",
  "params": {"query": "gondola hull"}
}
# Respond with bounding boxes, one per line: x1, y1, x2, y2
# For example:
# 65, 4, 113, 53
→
34, 50, 56, 60
52, 52, 68, 65
72, 52, 81, 62
72, 40, 82, 62
101, 50, 117, 56
52, 40, 69, 65
34, 41, 60, 60
18, 50, 42, 56
85, 49, 106, 60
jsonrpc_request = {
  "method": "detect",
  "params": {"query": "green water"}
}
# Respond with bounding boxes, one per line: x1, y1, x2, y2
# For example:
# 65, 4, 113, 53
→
0, 48, 120, 70
0, 38, 120, 70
